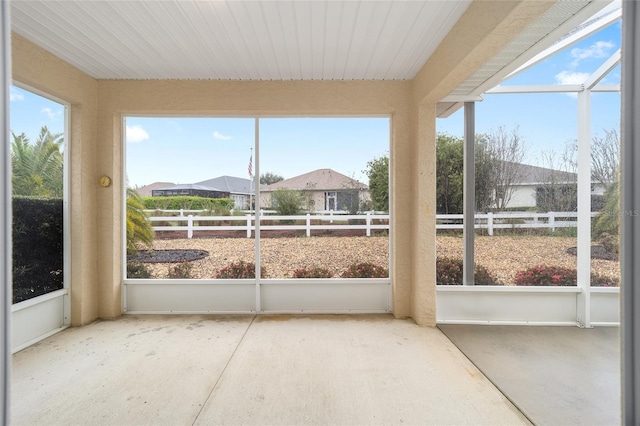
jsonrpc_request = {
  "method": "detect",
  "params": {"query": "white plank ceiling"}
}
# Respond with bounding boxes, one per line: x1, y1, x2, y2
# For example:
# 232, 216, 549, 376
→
10, 0, 608, 106
10, 0, 471, 81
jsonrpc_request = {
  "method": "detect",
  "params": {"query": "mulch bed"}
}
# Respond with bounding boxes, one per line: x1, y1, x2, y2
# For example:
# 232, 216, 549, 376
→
566, 245, 618, 261
128, 249, 209, 263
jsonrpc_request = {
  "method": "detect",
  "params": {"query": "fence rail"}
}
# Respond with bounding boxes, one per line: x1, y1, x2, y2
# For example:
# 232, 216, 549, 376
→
147, 210, 598, 238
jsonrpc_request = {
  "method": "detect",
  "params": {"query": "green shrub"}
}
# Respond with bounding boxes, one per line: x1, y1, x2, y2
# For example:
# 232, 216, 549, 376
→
292, 266, 333, 278
340, 262, 388, 278
167, 262, 192, 279
514, 265, 619, 287
12, 196, 64, 303
598, 232, 619, 255
141, 196, 234, 211
594, 182, 619, 238
127, 261, 152, 279
216, 260, 266, 279
271, 188, 303, 216
436, 256, 502, 285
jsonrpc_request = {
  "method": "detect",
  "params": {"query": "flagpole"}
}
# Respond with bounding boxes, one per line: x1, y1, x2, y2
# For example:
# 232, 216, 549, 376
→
249, 147, 253, 212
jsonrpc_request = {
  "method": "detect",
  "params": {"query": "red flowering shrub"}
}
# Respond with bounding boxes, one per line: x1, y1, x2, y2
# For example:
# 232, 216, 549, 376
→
436, 257, 502, 285
340, 262, 388, 278
514, 265, 619, 287
591, 274, 619, 287
215, 260, 266, 278
167, 262, 192, 279
292, 266, 333, 278
514, 265, 576, 286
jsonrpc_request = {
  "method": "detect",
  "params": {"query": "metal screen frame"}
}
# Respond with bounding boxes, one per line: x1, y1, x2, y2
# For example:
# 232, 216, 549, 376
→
621, 1, 640, 422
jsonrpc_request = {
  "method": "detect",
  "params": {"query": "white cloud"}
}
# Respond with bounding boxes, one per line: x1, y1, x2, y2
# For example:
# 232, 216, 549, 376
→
570, 41, 615, 67
41, 107, 62, 120
10, 88, 24, 102
213, 131, 231, 140
126, 125, 150, 143
555, 71, 589, 85
554, 71, 590, 98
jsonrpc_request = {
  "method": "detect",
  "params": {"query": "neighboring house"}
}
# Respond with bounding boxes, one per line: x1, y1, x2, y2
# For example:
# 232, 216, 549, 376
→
261, 168, 369, 212
195, 176, 253, 209
502, 162, 607, 210
135, 182, 175, 198
151, 183, 230, 199
502, 162, 577, 209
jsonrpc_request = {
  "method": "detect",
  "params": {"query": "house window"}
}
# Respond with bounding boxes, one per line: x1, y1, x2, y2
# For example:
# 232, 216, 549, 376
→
10, 85, 68, 303
325, 192, 337, 210
126, 116, 390, 283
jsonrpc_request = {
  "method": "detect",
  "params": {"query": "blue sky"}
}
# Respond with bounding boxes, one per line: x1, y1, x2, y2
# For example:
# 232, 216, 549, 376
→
437, 21, 621, 166
9, 19, 621, 188
124, 117, 390, 187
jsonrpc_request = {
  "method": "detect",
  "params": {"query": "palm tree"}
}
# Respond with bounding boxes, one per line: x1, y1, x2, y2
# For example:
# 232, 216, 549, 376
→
126, 187, 155, 254
11, 126, 64, 197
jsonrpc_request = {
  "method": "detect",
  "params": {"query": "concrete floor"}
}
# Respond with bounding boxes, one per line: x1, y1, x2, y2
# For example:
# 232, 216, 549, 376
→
11, 315, 530, 426
439, 324, 620, 426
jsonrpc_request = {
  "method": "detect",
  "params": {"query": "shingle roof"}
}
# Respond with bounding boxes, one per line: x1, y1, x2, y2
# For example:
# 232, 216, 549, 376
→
509, 161, 577, 185
194, 176, 252, 194
154, 183, 228, 192
262, 169, 367, 192
135, 182, 175, 197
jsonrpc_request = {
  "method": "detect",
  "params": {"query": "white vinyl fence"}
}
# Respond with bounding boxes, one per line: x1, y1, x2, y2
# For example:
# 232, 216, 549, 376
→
437, 211, 600, 236
145, 210, 598, 238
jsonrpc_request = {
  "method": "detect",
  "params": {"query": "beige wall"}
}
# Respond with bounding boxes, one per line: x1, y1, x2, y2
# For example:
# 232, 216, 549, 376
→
12, 34, 99, 326
406, 0, 555, 325
10, 0, 554, 327
96, 79, 416, 320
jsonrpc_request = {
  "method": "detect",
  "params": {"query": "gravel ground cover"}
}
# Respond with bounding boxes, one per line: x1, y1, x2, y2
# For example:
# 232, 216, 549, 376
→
437, 235, 619, 284
141, 235, 619, 284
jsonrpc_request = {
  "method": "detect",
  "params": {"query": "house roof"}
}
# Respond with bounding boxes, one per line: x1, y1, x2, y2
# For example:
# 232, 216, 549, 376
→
509, 161, 577, 185
194, 176, 252, 195
135, 182, 175, 198
153, 184, 228, 193
262, 169, 367, 192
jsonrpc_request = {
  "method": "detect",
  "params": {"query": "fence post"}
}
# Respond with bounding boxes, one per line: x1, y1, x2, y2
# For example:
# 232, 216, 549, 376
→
180, 209, 184, 217
487, 212, 493, 236
330, 210, 334, 223
246, 214, 252, 238
366, 212, 371, 237
187, 215, 193, 239
549, 212, 555, 232
306, 213, 311, 237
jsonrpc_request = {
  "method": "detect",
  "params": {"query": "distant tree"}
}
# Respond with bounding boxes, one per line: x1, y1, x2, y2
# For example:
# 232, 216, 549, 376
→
436, 134, 464, 214
11, 126, 63, 197
475, 126, 527, 211
537, 129, 619, 213
536, 142, 578, 212
591, 129, 619, 189
473, 139, 495, 213
271, 188, 304, 215
260, 172, 284, 185
364, 156, 389, 212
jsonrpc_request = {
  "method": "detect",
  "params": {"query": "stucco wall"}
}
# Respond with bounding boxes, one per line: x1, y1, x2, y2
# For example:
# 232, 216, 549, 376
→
11, 34, 99, 326
96, 79, 416, 320
10, 0, 555, 327
507, 186, 538, 209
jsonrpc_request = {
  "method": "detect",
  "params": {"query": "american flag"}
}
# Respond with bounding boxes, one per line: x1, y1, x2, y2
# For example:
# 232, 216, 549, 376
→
248, 154, 253, 177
